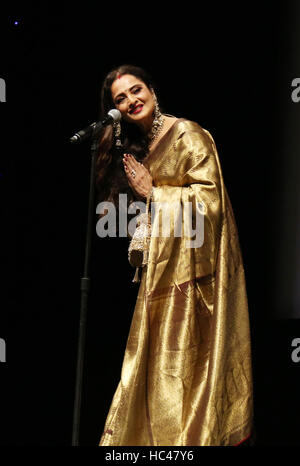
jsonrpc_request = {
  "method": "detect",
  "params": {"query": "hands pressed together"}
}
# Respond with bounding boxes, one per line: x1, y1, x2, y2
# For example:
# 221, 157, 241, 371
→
123, 153, 153, 199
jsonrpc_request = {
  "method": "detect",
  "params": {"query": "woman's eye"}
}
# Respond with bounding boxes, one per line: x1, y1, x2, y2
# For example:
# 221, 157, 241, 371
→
115, 87, 141, 104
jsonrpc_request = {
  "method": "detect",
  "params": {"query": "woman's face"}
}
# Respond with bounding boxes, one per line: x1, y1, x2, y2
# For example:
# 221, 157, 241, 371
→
111, 74, 155, 131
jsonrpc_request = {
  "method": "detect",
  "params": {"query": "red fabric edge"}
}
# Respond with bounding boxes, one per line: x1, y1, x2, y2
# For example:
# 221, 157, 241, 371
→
234, 433, 251, 446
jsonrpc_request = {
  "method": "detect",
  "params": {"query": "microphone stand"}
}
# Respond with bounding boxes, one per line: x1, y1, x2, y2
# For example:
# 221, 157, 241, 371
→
71, 135, 99, 446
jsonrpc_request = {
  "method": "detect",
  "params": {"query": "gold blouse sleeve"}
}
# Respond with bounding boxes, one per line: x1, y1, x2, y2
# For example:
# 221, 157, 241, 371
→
146, 124, 222, 292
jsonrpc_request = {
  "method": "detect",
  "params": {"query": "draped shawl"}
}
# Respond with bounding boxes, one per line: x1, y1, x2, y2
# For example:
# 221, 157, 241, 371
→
99, 119, 253, 446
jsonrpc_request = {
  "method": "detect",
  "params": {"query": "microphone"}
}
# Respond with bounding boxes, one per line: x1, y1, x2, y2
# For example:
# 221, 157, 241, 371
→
70, 109, 121, 144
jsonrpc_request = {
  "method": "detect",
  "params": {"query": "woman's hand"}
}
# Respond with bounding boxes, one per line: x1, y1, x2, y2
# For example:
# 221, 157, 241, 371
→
123, 154, 153, 198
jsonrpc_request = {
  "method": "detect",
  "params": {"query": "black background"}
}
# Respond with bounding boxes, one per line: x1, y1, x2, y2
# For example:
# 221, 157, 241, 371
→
0, 0, 299, 447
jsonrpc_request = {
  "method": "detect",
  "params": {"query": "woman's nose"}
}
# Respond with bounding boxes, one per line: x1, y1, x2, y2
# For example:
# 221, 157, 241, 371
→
127, 94, 136, 105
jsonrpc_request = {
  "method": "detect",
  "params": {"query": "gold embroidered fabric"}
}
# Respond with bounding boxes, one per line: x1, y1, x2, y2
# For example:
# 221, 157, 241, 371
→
99, 119, 253, 446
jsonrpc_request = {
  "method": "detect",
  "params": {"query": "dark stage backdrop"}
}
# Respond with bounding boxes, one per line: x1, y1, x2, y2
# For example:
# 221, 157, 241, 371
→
0, 0, 300, 447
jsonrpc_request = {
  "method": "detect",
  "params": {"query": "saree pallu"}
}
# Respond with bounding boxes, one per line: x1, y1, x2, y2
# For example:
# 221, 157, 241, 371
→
99, 119, 253, 446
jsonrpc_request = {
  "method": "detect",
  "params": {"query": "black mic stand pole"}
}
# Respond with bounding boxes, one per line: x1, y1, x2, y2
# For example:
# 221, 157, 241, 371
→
71, 134, 100, 446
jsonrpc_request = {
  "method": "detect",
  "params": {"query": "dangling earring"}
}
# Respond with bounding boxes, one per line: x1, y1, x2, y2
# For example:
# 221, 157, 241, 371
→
153, 93, 162, 121
150, 93, 165, 145
114, 121, 122, 148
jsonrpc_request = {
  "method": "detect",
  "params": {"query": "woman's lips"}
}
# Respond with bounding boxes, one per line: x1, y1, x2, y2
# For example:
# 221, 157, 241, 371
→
131, 104, 143, 115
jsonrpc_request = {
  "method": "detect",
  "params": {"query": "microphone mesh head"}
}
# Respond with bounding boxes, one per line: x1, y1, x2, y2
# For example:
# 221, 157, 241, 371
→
108, 109, 121, 122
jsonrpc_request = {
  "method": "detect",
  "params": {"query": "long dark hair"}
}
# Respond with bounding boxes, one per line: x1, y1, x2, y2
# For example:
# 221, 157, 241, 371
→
95, 64, 157, 207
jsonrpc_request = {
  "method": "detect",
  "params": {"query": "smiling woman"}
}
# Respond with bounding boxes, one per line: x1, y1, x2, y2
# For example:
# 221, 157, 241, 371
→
95, 64, 253, 446
111, 75, 157, 133
96, 65, 176, 209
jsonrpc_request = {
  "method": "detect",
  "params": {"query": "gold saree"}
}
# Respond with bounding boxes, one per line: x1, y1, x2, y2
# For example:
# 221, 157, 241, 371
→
99, 119, 253, 446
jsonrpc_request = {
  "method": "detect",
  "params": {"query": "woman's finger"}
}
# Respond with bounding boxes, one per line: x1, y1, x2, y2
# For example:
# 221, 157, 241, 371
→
124, 156, 141, 178
124, 161, 137, 184
139, 163, 149, 174
123, 154, 132, 170
124, 154, 138, 171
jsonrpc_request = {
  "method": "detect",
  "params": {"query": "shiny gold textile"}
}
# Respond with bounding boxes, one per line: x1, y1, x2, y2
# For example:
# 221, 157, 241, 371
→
99, 119, 253, 446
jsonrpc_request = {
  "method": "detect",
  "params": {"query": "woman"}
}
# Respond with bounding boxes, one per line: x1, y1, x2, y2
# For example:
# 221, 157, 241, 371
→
96, 65, 253, 446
